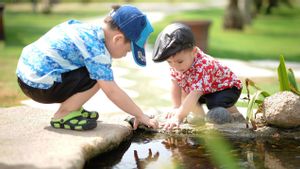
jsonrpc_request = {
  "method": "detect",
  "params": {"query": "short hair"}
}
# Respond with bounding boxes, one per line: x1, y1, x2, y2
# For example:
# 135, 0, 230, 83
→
104, 5, 130, 42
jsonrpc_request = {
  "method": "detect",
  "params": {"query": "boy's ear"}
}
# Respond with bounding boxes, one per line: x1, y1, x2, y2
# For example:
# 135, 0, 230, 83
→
192, 46, 197, 52
112, 33, 126, 44
192, 46, 197, 55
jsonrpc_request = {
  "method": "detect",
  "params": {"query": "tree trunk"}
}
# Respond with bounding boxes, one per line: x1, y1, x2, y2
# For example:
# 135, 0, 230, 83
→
240, 0, 253, 25
42, 0, 59, 14
223, 0, 244, 30
0, 3, 4, 41
31, 0, 38, 13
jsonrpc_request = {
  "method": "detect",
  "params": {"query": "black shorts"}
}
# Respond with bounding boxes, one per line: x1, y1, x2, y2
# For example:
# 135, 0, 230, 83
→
18, 67, 97, 104
198, 86, 242, 110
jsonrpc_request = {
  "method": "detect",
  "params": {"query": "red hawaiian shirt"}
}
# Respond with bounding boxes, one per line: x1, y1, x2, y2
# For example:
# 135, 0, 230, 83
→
170, 48, 242, 95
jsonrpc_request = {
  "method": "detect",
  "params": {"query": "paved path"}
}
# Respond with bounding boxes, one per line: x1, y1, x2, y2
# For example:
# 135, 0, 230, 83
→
0, 106, 132, 169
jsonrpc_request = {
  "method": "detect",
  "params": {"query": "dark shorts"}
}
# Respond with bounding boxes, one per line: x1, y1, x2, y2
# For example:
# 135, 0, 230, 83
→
18, 67, 97, 104
198, 86, 242, 110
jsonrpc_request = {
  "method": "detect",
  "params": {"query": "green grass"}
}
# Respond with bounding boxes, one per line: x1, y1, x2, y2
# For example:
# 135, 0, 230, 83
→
0, 3, 300, 106
150, 6, 300, 61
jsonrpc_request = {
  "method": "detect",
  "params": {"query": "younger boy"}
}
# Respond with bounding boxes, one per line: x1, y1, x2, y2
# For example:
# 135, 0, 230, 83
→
152, 23, 244, 130
16, 5, 158, 131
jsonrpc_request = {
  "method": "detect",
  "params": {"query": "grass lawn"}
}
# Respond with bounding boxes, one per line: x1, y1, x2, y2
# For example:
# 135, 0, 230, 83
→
0, 3, 299, 107
149, 6, 300, 61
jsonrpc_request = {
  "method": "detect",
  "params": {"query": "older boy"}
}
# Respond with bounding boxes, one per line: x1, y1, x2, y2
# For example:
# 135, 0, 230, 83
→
16, 5, 158, 131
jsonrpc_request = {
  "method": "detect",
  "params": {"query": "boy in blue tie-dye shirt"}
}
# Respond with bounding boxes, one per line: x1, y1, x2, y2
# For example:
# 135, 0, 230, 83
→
16, 5, 158, 131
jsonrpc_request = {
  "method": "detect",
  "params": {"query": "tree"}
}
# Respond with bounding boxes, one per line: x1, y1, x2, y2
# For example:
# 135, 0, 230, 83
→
223, 0, 244, 30
240, 0, 253, 25
41, 0, 59, 14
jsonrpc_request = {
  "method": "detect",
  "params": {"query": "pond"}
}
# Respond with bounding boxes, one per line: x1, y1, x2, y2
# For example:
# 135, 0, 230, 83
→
84, 132, 300, 169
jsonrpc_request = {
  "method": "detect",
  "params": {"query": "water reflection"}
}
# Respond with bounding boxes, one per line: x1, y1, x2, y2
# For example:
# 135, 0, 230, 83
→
161, 136, 214, 169
84, 133, 300, 169
134, 149, 159, 169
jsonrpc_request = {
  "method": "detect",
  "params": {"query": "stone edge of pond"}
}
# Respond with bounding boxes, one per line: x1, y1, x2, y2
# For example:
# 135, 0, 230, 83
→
0, 106, 133, 169
136, 122, 300, 140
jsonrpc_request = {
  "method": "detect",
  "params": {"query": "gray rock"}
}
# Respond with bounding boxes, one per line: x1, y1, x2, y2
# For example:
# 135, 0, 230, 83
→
263, 91, 300, 128
206, 107, 232, 124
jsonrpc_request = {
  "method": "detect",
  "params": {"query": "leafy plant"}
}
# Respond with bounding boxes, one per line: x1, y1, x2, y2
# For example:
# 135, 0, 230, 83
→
245, 55, 300, 129
277, 55, 300, 95
288, 68, 300, 95
245, 79, 270, 129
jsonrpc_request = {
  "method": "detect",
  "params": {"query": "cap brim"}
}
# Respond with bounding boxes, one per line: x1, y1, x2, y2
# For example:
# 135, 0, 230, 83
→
131, 41, 146, 67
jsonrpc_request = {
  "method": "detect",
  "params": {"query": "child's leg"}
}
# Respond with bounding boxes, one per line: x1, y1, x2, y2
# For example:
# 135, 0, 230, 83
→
182, 90, 205, 124
53, 83, 99, 119
204, 87, 245, 122
226, 105, 240, 114
227, 105, 246, 122
191, 102, 205, 117
182, 89, 205, 116
187, 103, 206, 124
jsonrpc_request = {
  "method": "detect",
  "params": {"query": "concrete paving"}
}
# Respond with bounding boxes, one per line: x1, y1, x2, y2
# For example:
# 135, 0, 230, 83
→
0, 106, 132, 169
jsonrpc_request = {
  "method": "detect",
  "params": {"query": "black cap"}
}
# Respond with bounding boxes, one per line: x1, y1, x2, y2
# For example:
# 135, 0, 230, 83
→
152, 23, 195, 62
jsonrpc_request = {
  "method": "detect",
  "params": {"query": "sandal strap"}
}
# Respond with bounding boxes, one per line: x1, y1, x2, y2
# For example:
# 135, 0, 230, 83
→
51, 110, 82, 123
81, 108, 99, 120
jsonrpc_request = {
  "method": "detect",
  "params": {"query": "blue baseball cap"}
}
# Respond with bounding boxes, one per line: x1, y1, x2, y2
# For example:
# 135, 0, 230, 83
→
111, 5, 153, 66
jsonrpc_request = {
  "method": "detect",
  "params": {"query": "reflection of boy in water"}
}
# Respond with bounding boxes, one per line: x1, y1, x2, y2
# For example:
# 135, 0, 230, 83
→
162, 137, 215, 169
134, 149, 159, 169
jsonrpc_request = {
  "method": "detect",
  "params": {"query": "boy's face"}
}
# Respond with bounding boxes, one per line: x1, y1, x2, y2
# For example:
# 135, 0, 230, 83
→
166, 48, 195, 73
107, 33, 131, 59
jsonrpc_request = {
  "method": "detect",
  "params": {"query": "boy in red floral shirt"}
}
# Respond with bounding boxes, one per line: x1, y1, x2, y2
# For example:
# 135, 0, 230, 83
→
152, 23, 244, 130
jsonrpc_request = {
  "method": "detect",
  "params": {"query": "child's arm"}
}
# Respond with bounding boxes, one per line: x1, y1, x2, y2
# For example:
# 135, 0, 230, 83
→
163, 90, 202, 130
165, 80, 182, 119
171, 79, 182, 108
176, 90, 202, 121
98, 80, 158, 129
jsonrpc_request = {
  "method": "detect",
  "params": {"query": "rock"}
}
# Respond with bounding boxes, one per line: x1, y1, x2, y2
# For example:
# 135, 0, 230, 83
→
263, 91, 300, 128
134, 108, 300, 140
206, 107, 232, 124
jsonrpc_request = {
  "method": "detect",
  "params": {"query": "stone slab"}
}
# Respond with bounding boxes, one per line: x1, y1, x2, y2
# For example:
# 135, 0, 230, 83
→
0, 106, 132, 169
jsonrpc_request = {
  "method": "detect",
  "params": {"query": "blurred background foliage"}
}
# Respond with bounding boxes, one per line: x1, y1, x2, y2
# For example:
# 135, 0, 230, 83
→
0, 0, 299, 107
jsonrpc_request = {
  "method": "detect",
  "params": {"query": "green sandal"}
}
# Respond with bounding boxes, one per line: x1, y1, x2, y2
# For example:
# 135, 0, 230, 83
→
80, 108, 99, 120
50, 110, 97, 131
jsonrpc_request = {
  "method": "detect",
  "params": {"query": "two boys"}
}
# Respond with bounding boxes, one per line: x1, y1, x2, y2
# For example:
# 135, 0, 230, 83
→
16, 5, 243, 131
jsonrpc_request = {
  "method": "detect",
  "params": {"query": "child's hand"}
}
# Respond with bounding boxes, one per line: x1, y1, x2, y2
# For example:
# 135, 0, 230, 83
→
165, 111, 175, 119
164, 108, 179, 119
133, 114, 159, 130
161, 116, 181, 130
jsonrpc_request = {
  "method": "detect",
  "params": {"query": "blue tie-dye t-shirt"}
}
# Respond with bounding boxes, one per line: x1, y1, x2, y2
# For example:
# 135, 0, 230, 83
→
16, 20, 113, 89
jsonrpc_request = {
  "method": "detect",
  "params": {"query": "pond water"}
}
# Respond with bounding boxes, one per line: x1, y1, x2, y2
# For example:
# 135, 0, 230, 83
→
84, 132, 300, 169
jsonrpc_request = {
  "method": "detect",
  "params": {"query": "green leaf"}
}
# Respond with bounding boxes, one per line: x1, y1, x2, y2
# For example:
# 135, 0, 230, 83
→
290, 86, 300, 96
246, 90, 270, 123
288, 68, 299, 92
204, 131, 240, 169
277, 55, 290, 91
